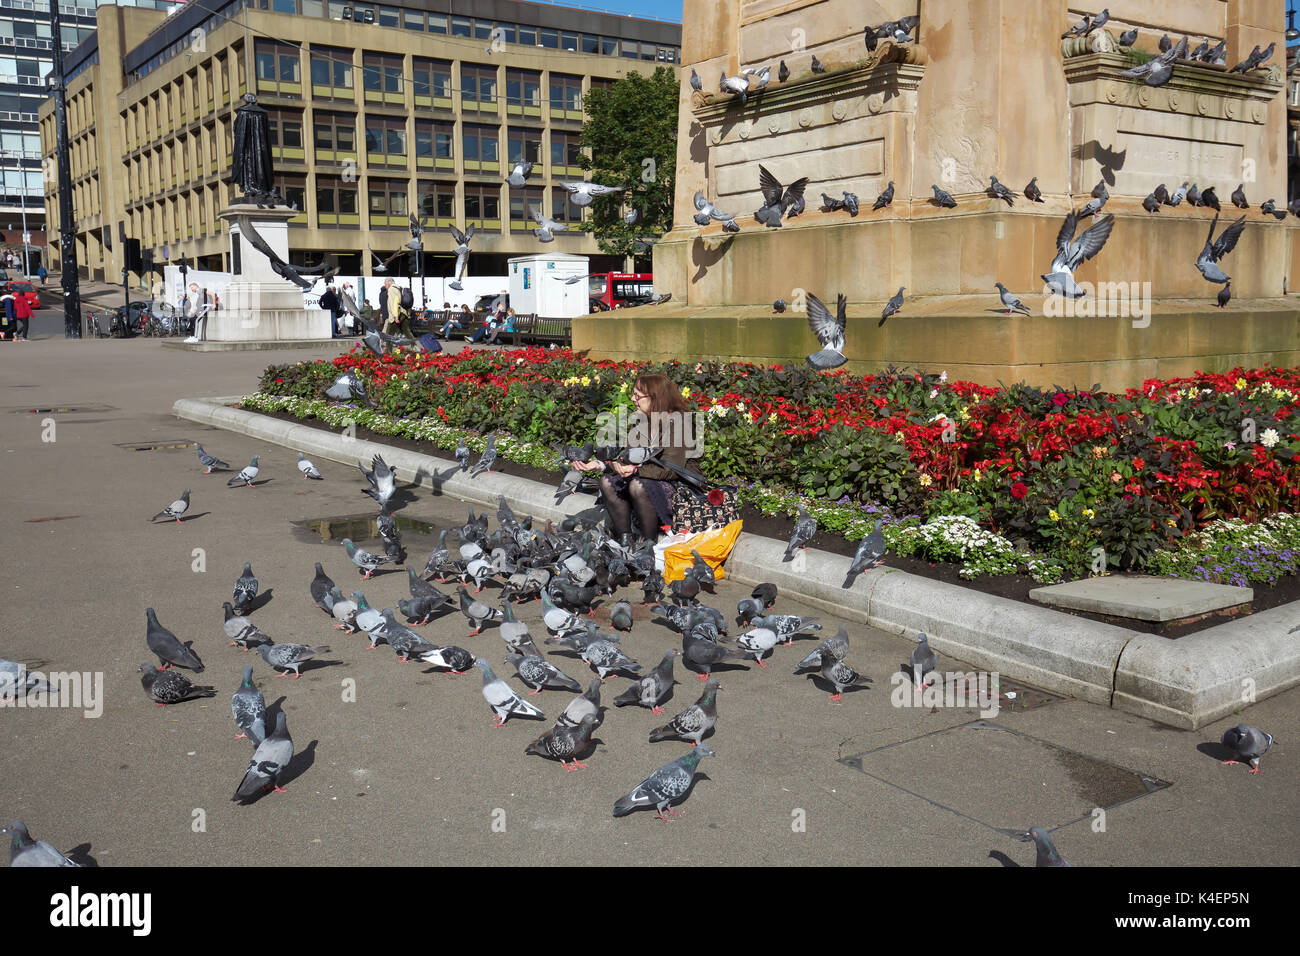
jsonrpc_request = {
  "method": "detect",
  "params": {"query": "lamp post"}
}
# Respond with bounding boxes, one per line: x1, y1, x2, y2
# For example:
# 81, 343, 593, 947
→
48, 4, 80, 337
1, 149, 31, 277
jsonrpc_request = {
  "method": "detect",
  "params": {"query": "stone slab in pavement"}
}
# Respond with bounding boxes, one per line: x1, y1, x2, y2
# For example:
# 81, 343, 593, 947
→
1029, 574, 1254, 621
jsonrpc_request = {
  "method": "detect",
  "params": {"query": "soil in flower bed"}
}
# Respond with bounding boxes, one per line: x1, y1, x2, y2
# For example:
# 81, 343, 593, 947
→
254, 406, 1298, 638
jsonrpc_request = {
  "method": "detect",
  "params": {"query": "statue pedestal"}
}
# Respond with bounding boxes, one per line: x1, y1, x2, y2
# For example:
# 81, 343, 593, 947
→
206, 204, 330, 342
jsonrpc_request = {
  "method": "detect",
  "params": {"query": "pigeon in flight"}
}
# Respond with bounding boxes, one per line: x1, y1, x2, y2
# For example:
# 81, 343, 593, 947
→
879, 287, 905, 327
930, 185, 958, 208
1122, 35, 1186, 86
358, 453, 396, 508
505, 160, 533, 188
1028, 826, 1072, 867
804, 292, 847, 369
995, 282, 1030, 315
755, 165, 809, 227
369, 248, 403, 274
1220, 724, 1273, 773
227, 457, 260, 488
988, 176, 1016, 207
1195, 214, 1246, 284
560, 181, 621, 207
1025, 177, 1044, 203
235, 215, 335, 289
151, 489, 191, 523
692, 191, 736, 226
689, 67, 702, 92
2, 821, 79, 867
1041, 210, 1116, 298
613, 746, 713, 821
448, 225, 474, 291
233, 711, 293, 800
741, 65, 771, 90
530, 203, 568, 243
196, 445, 228, 474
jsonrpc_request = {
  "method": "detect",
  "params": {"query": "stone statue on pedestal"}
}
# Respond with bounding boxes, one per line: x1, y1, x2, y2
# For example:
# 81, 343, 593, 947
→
232, 93, 284, 207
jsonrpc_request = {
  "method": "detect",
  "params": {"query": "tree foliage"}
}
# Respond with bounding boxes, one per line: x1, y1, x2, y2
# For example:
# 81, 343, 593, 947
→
577, 66, 678, 263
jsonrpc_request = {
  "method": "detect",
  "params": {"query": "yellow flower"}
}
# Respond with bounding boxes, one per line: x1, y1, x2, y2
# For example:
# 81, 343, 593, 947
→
619, 382, 628, 392
918, 473, 932, 487
580, 376, 591, 387
1082, 508, 1095, 519
958, 407, 970, 421
1091, 445, 1106, 459
593, 375, 600, 383
1235, 378, 1247, 390
681, 386, 691, 397
972, 469, 982, 481
768, 412, 776, 424
1049, 510, 1060, 522
1166, 518, 1177, 526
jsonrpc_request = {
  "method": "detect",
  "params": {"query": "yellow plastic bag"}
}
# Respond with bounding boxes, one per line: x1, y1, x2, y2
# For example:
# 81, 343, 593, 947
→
662, 520, 744, 583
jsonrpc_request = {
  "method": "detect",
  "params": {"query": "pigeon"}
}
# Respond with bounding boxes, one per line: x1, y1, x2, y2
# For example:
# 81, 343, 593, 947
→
641, 569, 665, 606
542, 590, 587, 636
682, 631, 747, 681
455, 438, 470, 471
399, 595, 446, 626
719, 70, 751, 104
778, 60, 789, 82
231, 665, 266, 744
474, 657, 544, 726
227, 457, 260, 488
755, 164, 809, 228
1187, 184, 1202, 207
992, 282, 1031, 316
741, 65, 771, 91
581, 639, 642, 681
223, 602, 267, 651
195, 445, 229, 474
1190, 38, 1210, 62
1061, 13, 1092, 39
879, 287, 905, 327
614, 649, 679, 713
1220, 724, 1273, 773
358, 454, 396, 508
613, 746, 713, 822
506, 651, 582, 694
1168, 181, 1189, 206
256, 641, 329, 678
1230, 43, 1264, 73
843, 520, 886, 588
1118, 27, 1138, 47
557, 677, 603, 729
342, 538, 391, 580
689, 67, 702, 92
873, 181, 895, 211
782, 504, 817, 561
505, 160, 533, 188
820, 649, 868, 702
610, 600, 635, 632
1256, 41, 1276, 66
1231, 184, 1249, 210
692, 191, 736, 227
1041, 210, 1116, 298
1195, 215, 1246, 284
1153, 183, 1170, 205
352, 592, 385, 644
1025, 177, 1044, 203
382, 609, 439, 662
930, 185, 958, 208
145, 607, 204, 672
232, 562, 259, 615
530, 203, 569, 243
139, 663, 215, 705
1205, 38, 1227, 64
735, 626, 779, 667
296, 452, 322, 480
498, 601, 535, 652
414, 643, 475, 674
911, 633, 938, 688
458, 586, 503, 636
525, 714, 599, 771
623, 207, 641, 226
233, 711, 293, 800
988, 176, 1016, 207
810, 54, 825, 73
1122, 35, 1186, 86
721, 218, 741, 233
752, 614, 821, 646
772, 299, 787, 314
752, 583, 778, 608
0, 659, 50, 701
469, 433, 497, 478
328, 586, 359, 632
648, 679, 718, 747
796, 622, 849, 672
1216, 281, 1231, 308
1080, 183, 1108, 217
310, 563, 336, 614
3, 821, 79, 867
560, 181, 621, 208
448, 225, 474, 290
1157, 33, 1172, 52
151, 489, 191, 523
407, 566, 450, 606
1142, 192, 1161, 214
805, 292, 847, 370
669, 574, 700, 607
325, 368, 372, 405
553, 466, 582, 503
1028, 826, 1072, 866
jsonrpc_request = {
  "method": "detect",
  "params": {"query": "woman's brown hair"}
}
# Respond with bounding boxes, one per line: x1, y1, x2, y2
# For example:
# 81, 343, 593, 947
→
635, 373, 691, 414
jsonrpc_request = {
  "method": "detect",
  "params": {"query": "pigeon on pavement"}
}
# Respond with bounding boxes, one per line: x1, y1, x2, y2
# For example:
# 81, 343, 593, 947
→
227, 457, 260, 488
233, 711, 293, 800
819, 649, 868, 702
525, 714, 599, 770
151, 489, 191, 523
911, 632, 938, 688
138, 664, 215, 706
196, 445, 229, 474
232, 562, 259, 615
1028, 826, 1072, 866
414, 643, 475, 674
557, 677, 603, 728
735, 625, 779, 667
648, 679, 718, 746
505, 651, 582, 694
614, 649, 679, 713
474, 657, 544, 726
146, 607, 204, 672
342, 538, 391, 580
223, 602, 267, 651
796, 622, 849, 672
753, 613, 821, 646
296, 452, 322, 480
1220, 724, 1273, 773
3, 821, 79, 867
613, 746, 713, 821
256, 641, 330, 678
232, 665, 266, 744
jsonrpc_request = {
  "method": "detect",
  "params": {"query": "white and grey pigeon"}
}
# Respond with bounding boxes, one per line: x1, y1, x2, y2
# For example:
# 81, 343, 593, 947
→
358, 453, 396, 508
752, 614, 821, 647
735, 625, 779, 667
448, 225, 474, 291
1041, 210, 1115, 299
233, 711, 293, 800
196, 445, 229, 474
648, 679, 718, 746
557, 677, 603, 728
474, 657, 544, 727
531, 203, 568, 243
505, 160, 533, 188
742, 65, 771, 90
256, 641, 330, 679
1121, 35, 1187, 86
469, 433, 497, 478
692, 191, 736, 227
613, 745, 713, 822
783, 503, 818, 559
232, 562, 259, 615
805, 292, 847, 370
995, 282, 1031, 315
879, 288, 905, 327
1167, 181, 1189, 207
719, 70, 751, 104
505, 651, 582, 694
842, 520, 886, 588
1220, 724, 1273, 773
328, 586, 359, 632
151, 489, 191, 523
0, 658, 52, 701
1028, 826, 1072, 867
796, 622, 849, 672
560, 181, 621, 208
232, 665, 266, 744
296, 452, 322, 480
1195, 214, 1246, 284
227, 457, 260, 488
3, 821, 79, 867
342, 538, 391, 580
911, 633, 938, 688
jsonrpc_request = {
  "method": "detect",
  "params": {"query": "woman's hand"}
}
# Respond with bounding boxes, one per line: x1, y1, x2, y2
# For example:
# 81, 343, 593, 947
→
572, 459, 604, 472
610, 461, 637, 478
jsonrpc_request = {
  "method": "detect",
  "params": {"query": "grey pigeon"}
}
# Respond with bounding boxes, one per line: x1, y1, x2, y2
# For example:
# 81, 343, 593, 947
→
560, 181, 621, 207
682, 631, 748, 681
414, 643, 475, 674
1028, 826, 1072, 866
582, 639, 642, 680
1230, 43, 1263, 73
735, 625, 779, 667
227, 456, 260, 488
1118, 27, 1137, 46
469, 433, 497, 478
1080, 182, 1108, 217
407, 566, 450, 605
843, 521, 886, 588
614, 649, 679, 713
459, 586, 503, 636
196, 445, 229, 474
649, 679, 718, 746
1041, 210, 1116, 298
796, 622, 849, 672
773, 298, 787, 314
455, 438, 470, 471
1220, 724, 1273, 773
689, 67, 702, 92
146, 607, 204, 672
232, 562, 258, 615
692, 191, 736, 226
810, 54, 825, 73
1206, 38, 1227, 64
1231, 184, 1249, 209
139, 664, 215, 706
296, 452, 322, 480
342, 537, 391, 580
151, 489, 190, 523
1061, 13, 1091, 39
358, 453, 396, 508
784, 504, 817, 560
1153, 183, 1169, 204
751, 583, 778, 608
721, 218, 741, 233
737, 598, 763, 625
3, 821, 78, 867
558, 677, 603, 728
778, 60, 789, 82
1168, 181, 1189, 206
474, 657, 544, 726
1189, 37, 1210, 62
325, 368, 371, 405
610, 600, 635, 632
1158, 33, 1171, 52
1187, 184, 1202, 207
756, 164, 809, 228
1091, 9, 1110, 32
1217, 281, 1231, 309
0, 658, 51, 701
380, 608, 438, 661
911, 633, 938, 688
506, 651, 582, 694
328, 586, 359, 632
753, 613, 821, 646
873, 181, 895, 210
930, 185, 958, 208
232, 665, 266, 744
448, 225, 474, 290
613, 746, 713, 821
1142, 193, 1161, 214
988, 176, 1016, 207
505, 160, 533, 188
530, 203, 569, 243
525, 714, 598, 771
995, 282, 1030, 315
879, 287, 905, 327
805, 292, 847, 369
820, 649, 868, 702
1122, 35, 1186, 86
223, 602, 267, 651
233, 711, 293, 800
1025, 177, 1044, 203
1196, 215, 1245, 284
256, 641, 329, 678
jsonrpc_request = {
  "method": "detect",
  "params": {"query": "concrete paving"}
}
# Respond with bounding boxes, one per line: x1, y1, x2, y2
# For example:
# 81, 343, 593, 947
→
1, 335, 1297, 868
1030, 575, 1254, 621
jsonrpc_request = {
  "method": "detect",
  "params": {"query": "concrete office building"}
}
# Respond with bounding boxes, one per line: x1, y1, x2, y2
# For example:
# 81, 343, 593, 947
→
38, 0, 680, 284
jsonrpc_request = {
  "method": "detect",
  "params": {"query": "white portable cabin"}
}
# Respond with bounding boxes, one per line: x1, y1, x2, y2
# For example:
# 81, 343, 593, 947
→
507, 253, 590, 318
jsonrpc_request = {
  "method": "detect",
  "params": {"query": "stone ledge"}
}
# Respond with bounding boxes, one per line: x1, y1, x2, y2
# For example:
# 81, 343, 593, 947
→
1029, 574, 1253, 622
172, 394, 1300, 729
161, 338, 340, 352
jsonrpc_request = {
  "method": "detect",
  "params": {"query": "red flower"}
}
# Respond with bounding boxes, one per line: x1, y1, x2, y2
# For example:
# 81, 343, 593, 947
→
1133, 457, 1146, 470
707, 489, 725, 506
1052, 392, 1069, 406
1010, 482, 1028, 499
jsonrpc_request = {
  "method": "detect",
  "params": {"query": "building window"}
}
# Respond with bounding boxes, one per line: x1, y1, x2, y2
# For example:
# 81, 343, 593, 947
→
580, 34, 599, 54
416, 179, 455, 226
313, 111, 356, 159
365, 115, 407, 166
463, 182, 500, 230
550, 130, 583, 173
461, 63, 497, 109
451, 16, 471, 37
414, 119, 454, 169
317, 175, 359, 224
509, 186, 543, 231
550, 73, 583, 117
402, 10, 423, 31
362, 52, 403, 102
507, 127, 541, 165
369, 177, 408, 228
461, 123, 498, 172
377, 5, 398, 27
505, 68, 541, 114
412, 57, 452, 106
427, 13, 447, 34
539, 28, 558, 49
254, 40, 299, 91
268, 109, 304, 160
517, 25, 535, 46
279, 174, 306, 221
310, 45, 353, 97
551, 186, 583, 224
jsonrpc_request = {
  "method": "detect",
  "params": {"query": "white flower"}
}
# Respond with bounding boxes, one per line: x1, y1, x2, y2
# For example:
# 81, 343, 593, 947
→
929, 389, 938, 399
736, 401, 746, 412
1260, 428, 1280, 448
939, 370, 947, 382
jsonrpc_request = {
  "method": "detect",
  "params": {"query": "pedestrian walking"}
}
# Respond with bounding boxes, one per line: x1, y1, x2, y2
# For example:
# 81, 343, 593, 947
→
38, 264, 48, 287
12, 288, 32, 341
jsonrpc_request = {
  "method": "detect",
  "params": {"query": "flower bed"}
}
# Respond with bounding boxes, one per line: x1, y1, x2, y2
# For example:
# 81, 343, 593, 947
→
253, 346, 1300, 583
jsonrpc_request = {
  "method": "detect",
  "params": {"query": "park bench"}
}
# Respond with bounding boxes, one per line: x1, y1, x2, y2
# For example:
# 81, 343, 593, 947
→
509, 313, 572, 347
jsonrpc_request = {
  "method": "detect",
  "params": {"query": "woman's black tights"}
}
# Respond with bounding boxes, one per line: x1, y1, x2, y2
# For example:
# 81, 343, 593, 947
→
600, 475, 659, 539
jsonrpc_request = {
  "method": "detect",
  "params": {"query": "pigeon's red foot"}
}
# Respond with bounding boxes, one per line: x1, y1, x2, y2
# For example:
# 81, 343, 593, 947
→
527, 689, 542, 696
1249, 766, 1262, 774
492, 719, 506, 728
156, 701, 166, 707
1221, 759, 1239, 766
235, 732, 247, 740
757, 659, 769, 668
275, 671, 291, 678
830, 693, 842, 702
698, 673, 709, 682
651, 706, 665, 715
272, 785, 288, 793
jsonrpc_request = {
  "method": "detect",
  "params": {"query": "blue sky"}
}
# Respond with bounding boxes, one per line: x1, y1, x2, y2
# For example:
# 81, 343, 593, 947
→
535, 0, 682, 22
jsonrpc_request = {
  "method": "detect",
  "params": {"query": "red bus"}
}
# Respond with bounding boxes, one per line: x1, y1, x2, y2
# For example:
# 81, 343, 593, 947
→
588, 272, 654, 311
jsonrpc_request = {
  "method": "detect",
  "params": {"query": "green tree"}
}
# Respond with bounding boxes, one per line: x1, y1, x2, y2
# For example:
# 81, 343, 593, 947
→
577, 66, 678, 264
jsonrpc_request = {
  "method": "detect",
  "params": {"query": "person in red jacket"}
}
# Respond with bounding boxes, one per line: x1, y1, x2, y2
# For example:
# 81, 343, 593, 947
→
12, 289, 32, 341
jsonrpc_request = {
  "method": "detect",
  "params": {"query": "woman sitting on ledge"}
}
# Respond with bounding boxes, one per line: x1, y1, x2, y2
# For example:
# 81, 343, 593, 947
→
573, 373, 693, 547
